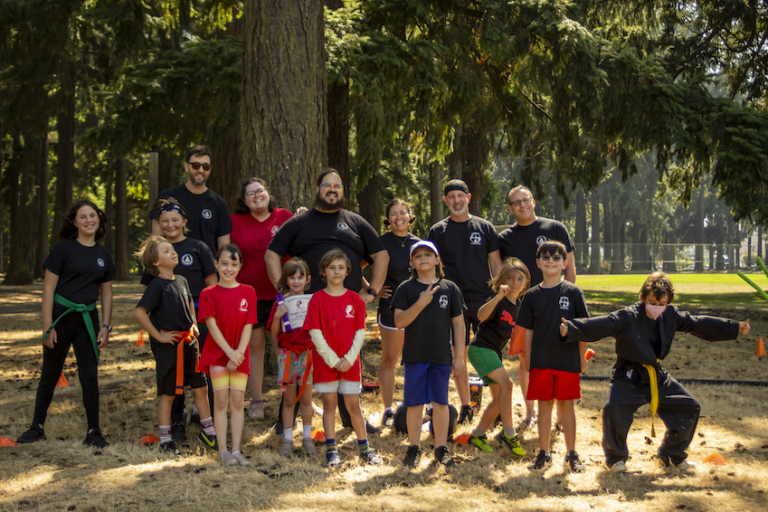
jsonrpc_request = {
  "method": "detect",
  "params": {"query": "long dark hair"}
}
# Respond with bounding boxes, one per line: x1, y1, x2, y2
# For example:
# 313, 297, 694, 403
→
59, 198, 107, 241
235, 178, 274, 214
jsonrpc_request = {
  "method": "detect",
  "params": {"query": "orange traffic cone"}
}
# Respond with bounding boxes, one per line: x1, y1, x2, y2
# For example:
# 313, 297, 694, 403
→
136, 329, 145, 347
0, 436, 18, 447
56, 372, 69, 387
454, 433, 470, 445
310, 429, 326, 443
703, 454, 729, 466
757, 337, 765, 357
139, 434, 160, 445
585, 348, 596, 360
374, 325, 380, 340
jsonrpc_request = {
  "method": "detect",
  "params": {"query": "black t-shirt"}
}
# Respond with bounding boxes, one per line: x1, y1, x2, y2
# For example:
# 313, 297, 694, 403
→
427, 216, 498, 304
391, 278, 466, 365
137, 275, 195, 334
470, 297, 520, 358
140, 238, 216, 300
267, 208, 384, 294
516, 281, 588, 373
497, 217, 575, 287
149, 184, 232, 254
43, 238, 115, 305
378, 232, 420, 312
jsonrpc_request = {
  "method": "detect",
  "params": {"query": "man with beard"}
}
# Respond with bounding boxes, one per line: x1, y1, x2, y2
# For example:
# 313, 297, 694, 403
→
150, 145, 232, 253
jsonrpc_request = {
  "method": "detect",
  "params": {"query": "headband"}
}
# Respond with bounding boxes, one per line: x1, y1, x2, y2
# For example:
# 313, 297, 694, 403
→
158, 203, 187, 218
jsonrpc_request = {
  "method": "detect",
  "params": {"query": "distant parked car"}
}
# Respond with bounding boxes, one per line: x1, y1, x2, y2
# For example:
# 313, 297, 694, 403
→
684, 264, 695, 271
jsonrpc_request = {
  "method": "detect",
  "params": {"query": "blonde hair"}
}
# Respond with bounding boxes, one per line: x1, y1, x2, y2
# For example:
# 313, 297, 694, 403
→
278, 258, 311, 293
489, 258, 530, 295
134, 235, 169, 276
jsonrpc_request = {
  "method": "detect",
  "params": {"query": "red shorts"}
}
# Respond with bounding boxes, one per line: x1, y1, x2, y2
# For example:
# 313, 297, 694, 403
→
526, 368, 581, 401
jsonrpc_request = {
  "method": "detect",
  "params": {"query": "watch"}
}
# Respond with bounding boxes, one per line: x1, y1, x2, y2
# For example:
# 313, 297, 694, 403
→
102, 324, 112, 332
367, 287, 378, 297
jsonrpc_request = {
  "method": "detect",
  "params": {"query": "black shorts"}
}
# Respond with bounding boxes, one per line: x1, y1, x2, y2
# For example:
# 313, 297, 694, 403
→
151, 339, 207, 396
377, 297, 397, 329
254, 299, 275, 329
460, 298, 487, 346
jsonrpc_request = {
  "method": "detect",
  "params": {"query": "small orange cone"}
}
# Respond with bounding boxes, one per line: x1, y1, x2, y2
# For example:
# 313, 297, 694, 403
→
0, 436, 18, 446
139, 434, 160, 445
585, 348, 596, 360
455, 433, 470, 445
310, 429, 326, 443
56, 372, 69, 387
374, 325, 380, 340
703, 454, 729, 466
136, 329, 145, 347
757, 338, 765, 357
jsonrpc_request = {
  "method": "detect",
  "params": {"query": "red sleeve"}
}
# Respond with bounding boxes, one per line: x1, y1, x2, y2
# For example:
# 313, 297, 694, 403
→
245, 285, 259, 325
265, 299, 279, 331
303, 292, 323, 331
354, 292, 366, 331
197, 286, 216, 322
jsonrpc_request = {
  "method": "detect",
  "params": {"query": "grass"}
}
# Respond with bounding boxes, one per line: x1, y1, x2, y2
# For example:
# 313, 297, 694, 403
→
2, 277, 768, 512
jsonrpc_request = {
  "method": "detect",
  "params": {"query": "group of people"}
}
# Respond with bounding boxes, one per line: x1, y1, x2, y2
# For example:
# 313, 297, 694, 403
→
17, 145, 751, 474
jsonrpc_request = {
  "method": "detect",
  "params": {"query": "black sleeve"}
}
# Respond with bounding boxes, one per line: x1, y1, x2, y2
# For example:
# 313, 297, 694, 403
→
101, 251, 115, 282
140, 272, 153, 287
673, 308, 740, 341
199, 242, 218, 278
485, 222, 499, 253
217, 196, 233, 237
267, 216, 299, 257
43, 241, 67, 276
516, 293, 534, 329
137, 281, 160, 312
391, 281, 410, 311
356, 217, 385, 256
564, 312, 623, 344
450, 282, 467, 317
573, 288, 589, 318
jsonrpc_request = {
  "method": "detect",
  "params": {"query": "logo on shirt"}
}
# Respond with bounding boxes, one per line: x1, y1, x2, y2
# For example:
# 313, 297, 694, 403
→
469, 232, 482, 245
96, 258, 105, 268
558, 296, 570, 310
438, 295, 449, 308
501, 310, 515, 326
345, 304, 355, 318
240, 299, 249, 312
181, 254, 193, 266
271, 225, 279, 236
536, 235, 548, 246
202, 209, 212, 220
337, 222, 349, 231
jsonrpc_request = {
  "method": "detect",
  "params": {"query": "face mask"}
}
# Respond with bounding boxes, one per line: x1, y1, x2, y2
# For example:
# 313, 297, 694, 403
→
645, 304, 666, 320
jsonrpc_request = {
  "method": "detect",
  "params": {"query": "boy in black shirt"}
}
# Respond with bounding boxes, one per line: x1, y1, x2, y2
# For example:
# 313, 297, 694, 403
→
516, 241, 589, 472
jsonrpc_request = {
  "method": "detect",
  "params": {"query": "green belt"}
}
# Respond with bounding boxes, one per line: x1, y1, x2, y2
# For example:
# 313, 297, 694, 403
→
42, 294, 99, 365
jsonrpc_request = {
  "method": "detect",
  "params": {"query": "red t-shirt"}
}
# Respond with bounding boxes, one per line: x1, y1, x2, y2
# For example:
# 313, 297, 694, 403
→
303, 289, 366, 383
266, 299, 313, 351
198, 284, 258, 374
230, 208, 292, 300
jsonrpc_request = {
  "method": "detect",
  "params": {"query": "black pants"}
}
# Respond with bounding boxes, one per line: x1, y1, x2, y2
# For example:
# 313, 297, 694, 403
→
602, 369, 700, 467
33, 306, 101, 430
171, 321, 213, 423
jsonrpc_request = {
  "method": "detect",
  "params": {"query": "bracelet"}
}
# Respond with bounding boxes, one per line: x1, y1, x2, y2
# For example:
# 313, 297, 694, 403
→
227, 348, 234, 355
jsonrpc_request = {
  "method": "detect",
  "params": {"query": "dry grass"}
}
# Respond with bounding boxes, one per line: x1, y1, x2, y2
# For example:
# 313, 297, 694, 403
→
2, 279, 768, 512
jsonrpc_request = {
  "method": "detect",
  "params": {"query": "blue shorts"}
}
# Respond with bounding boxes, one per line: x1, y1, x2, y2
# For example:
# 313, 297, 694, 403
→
403, 362, 451, 407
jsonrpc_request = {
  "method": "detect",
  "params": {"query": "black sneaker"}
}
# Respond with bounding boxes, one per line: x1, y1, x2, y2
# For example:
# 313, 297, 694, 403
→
17, 424, 46, 444
382, 409, 395, 427
457, 405, 474, 425
564, 450, 585, 472
404, 445, 422, 467
198, 431, 218, 451
528, 450, 553, 471
189, 410, 201, 426
171, 421, 186, 443
435, 445, 455, 467
365, 419, 380, 434
159, 440, 181, 456
83, 428, 109, 448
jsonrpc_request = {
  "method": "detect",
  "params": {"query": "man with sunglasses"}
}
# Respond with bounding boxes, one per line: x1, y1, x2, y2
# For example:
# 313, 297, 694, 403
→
150, 145, 232, 254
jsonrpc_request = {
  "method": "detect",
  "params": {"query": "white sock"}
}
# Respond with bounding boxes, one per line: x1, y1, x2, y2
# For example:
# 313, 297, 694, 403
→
303, 425, 312, 438
384, 406, 393, 414
284, 427, 293, 442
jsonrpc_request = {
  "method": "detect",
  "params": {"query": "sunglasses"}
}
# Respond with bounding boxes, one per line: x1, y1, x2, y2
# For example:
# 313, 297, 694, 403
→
539, 254, 563, 262
188, 162, 212, 171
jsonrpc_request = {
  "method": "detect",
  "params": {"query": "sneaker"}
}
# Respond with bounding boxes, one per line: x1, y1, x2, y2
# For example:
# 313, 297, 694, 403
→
674, 460, 697, 472
189, 409, 201, 426
83, 429, 109, 448
171, 421, 187, 443
365, 420, 380, 434
495, 431, 526, 458
232, 451, 251, 466
382, 409, 395, 427
198, 431, 218, 451
248, 401, 265, 420
564, 450, 585, 472
360, 447, 382, 465
159, 440, 181, 456
435, 446, 455, 467
326, 448, 341, 467
17, 424, 46, 444
301, 438, 316, 455
610, 460, 627, 473
528, 450, 552, 471
657, 455, 696, 472
280, 440, 294, 456
220, 450, 238, 466
458, 405, 474, 425
404, 445, 422, 467
468, 434, 493, 453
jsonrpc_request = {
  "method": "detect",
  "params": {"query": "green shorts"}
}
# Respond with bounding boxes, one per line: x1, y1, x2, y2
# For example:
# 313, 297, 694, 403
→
468, 345, 504, 385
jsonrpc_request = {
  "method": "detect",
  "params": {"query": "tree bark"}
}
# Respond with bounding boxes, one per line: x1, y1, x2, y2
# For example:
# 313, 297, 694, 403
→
462, 125, 490, 217
33, 136, 49, 279
114, 158, 130, 281
694, 186, 705, 271
611, 201, 624, 273
208, 129, 242, 212
52, 62, 76, 243
589, 190, 600, 273
429, 161, 444, 225
358, 172, 380, 234
327, 79, 350, 188
103, 168, 114, 255
241, 0, 327, 211
575, 186, 587, 269
4, 133, 35, 285
663, 214, 677, 272
602, 189, 611, 265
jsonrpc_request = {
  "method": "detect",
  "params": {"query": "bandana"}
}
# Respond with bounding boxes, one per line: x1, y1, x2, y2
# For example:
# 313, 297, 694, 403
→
158, 203, 187, 219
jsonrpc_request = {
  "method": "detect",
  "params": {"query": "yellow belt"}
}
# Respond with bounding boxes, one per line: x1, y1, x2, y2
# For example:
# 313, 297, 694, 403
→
641, 361, 660, 437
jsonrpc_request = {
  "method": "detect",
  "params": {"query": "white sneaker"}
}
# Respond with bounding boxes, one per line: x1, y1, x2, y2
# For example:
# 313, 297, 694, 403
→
609, 460, 627, 473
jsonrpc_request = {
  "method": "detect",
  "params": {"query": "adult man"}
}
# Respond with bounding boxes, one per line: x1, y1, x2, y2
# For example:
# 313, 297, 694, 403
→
265, 169, 389, 433
427, 179, 501, 424
150, 145, 231, 253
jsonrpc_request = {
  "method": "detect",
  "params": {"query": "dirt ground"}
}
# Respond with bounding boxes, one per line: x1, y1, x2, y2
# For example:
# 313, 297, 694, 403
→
1, 280, 768, 512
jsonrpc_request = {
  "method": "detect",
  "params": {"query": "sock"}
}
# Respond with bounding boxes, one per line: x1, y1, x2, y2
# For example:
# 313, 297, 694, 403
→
303, 425, 312, 438
358, 439, 369, 452
504, 426, 516, 437
472, 428, 485, 436
232, 450, 241, 457
326, 438, 337, 451
384, 406, 393, 414
160, 425, 171, 444
201, 417, 216, 436
284, 427, 293, 442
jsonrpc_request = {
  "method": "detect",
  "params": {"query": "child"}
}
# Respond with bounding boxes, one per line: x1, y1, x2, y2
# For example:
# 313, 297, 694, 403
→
303, 248, 381, 467
198, 244, 257, 466
134, 235, 217, 455
466, 258, 530, 457
515, 240, 589, 472
391, 240, 466, 467
560, 272, 750, 473
268, 258, 316, 457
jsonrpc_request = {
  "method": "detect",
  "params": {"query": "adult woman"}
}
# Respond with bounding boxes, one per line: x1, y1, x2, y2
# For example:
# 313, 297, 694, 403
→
17, 199, 114, 447
375, 199, 420, 426
230, 178, 293, 419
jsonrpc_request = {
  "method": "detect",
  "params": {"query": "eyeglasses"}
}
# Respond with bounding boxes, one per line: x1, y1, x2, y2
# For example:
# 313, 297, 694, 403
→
510, 198, 533, 208
245, 188, 267, 198
188, 162, 212, 171
539, 255, 563, 262
320, 183, 344, 191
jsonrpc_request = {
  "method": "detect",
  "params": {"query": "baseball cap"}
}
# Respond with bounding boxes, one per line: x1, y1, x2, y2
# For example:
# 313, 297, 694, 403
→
409, 240, 440, 258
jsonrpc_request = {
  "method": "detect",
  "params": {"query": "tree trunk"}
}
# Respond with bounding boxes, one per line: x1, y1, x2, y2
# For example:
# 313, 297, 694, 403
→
103, 168, 114, 255
241, 0, 327, 211
208, 129, 242, 212
159, 149, 176, 191
575, 186, 587, 269
358, 172, 380, 234
602, 189, 611, 265
611, 195, 624, 273
4, 133, 35, 285
114, 159, 130, 281
589, 190, 600, 273
52, 62, 76, 243
33, 136, 49, 279
631, 221, 640, 271
430, 161, 444, 225
663, 215, 677, 272
694, 186, 705, 271
462, 126, 490, 217
554, 194, 562, 221
758, 225, 763, 260
327, 79, 350, 188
